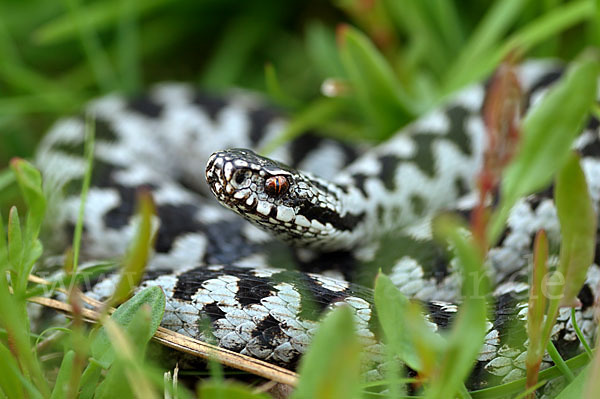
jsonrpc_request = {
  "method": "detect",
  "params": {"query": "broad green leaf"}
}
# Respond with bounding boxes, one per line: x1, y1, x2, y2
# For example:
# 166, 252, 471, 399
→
0, 168, 15, 199
538, 154, 597, 366
94, 360, 134, 399
7, 206, 22, 272
465, 351, 590, 398
338, 25, 414, 138
554, 153, 596, 305
9, 159, 45, 295
50, 350, 75, 399
10, 158, 46, 242
95, 309, 159, 399
91, 286, 165, 367
584, 337, 600, 398
428, 215, 489, 399
293, 306, 363, 399
0, 212, 7, 270
374, 273, 443, 373
198, 382, 269, 399
554, 364, 588, 398
78, 363, 103, 399
0, 342, 25, 399
490, 57, 599, 242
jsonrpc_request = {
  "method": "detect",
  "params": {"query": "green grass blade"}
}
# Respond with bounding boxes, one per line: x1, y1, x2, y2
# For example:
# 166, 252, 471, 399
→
25, 262, 116, 298
427, 0, 464, 54
259, 98, 344, 155
198, 382, 269, 399
91, 286, 165, 367
71, 114, 95, 275
443, 0, 527, 92
374, 273, 444, 373
109, 190, 155, 306
546, 341, 575, 382
34, 0, 171, 45
525, 230, 549, 391
428, 216, 489, 399
570, 308, 593, 359
264, 63, 298, 108
117, 0, 141, 93
554, 153, 596, 305
382, 0, 449, 74
200, 13, 274, 89
554, 366, 588, 398
305, 22, 345, 79
293, 306, 363, 399
490, 56, 599, 242
49, 350, 75, 399
338, 25, 416, 138
63, 0, 118, 92
501, 0, 595, 56
471, 351, 589, 398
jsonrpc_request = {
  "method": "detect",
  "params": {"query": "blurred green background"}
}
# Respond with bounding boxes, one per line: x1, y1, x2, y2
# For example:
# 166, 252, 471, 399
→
0, 0, 598, 213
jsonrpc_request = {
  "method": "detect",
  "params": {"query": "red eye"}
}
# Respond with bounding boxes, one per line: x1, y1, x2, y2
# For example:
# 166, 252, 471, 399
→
265, 176, 289, 196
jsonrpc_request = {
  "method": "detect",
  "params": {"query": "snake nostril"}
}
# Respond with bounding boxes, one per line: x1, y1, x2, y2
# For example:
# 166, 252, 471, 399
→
235, 171, 245, 185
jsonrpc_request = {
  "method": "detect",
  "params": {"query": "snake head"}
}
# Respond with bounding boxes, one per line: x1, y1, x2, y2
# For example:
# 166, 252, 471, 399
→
206, 148, 295, 211
205, 149, 363, 248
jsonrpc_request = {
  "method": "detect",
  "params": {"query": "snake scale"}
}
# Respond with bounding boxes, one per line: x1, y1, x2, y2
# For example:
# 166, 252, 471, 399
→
34, 60, 600, 395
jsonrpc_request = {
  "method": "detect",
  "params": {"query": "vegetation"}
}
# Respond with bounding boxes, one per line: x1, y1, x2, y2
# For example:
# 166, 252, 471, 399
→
0, 0, 599, 398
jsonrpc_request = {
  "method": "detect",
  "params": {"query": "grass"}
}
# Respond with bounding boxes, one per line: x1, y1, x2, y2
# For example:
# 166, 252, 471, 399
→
1, 0, 600, 398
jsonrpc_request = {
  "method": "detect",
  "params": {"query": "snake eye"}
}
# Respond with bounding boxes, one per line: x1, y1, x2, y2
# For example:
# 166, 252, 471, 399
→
265, 175, 289, 197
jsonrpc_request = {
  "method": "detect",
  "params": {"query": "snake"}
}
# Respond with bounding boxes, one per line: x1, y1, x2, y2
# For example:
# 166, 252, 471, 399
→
33, 60, 600, 396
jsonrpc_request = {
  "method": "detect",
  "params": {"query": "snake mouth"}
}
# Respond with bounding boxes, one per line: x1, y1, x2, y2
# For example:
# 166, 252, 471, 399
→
205, 150, 242, 204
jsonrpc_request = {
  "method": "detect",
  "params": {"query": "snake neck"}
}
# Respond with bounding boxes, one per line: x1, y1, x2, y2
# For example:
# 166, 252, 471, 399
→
205, 104, 485, 250
204, 86, 490, 251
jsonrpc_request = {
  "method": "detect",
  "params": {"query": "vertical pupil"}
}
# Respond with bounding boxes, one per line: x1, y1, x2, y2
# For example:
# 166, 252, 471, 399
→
266, 176, 287, 196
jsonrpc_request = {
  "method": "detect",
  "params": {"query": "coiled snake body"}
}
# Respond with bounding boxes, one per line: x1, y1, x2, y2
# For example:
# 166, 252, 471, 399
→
35, 60, 600, 394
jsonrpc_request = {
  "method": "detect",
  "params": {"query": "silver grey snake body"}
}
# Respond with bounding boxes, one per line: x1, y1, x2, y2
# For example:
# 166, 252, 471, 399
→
33, 60, 600, 395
